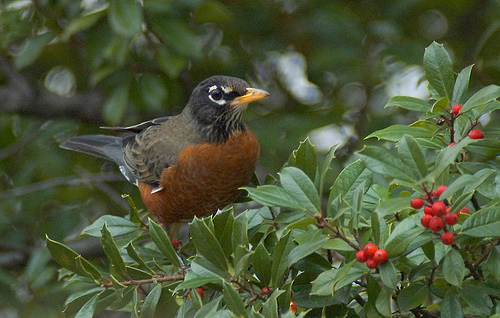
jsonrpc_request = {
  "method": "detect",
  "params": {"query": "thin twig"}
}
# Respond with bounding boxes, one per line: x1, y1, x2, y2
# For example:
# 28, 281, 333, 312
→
100, 274, 185, 289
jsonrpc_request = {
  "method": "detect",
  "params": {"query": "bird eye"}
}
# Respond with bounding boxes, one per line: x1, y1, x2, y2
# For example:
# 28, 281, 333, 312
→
210, 89, 223, 101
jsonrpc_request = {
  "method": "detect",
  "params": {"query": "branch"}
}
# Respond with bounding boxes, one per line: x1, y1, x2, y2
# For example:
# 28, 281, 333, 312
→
100, 273, 185, 289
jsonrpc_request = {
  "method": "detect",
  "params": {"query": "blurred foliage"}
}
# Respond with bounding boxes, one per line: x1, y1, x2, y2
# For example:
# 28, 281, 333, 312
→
0, 0, 499, 316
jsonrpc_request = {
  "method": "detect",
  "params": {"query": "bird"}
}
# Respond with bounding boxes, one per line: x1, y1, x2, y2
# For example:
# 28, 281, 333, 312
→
61, 75, 269, 226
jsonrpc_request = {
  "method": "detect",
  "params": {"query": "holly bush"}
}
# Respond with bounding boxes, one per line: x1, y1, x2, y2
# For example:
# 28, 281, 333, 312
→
48, 42, 500, 317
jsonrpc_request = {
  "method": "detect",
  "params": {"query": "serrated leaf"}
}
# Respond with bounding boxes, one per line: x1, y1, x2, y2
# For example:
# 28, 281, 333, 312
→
140, 284, 162, 318
279, 166, 320, 214
398, 134, 428, 180
213, 209, 234, 258
452, 64, 473, 105
384, 96, 431, 112
101, 223, 127, 277
442, 249, 466, 286
288, 137, 317, 181
424, 42, 454, 99
74, 293, 99, 318
441, 289, 464, 318
317, 144, 338, 195
462, 205, 500, 237
46, 236, 101, 280
462, 84, 500, 113
108, 0, 142, 37
223, 281, 247, 318
148, 218, 182, 269
396, 282, 428, 311
243, 185, 301, 209
190, 217, 228, 273
82, 215, 139, 237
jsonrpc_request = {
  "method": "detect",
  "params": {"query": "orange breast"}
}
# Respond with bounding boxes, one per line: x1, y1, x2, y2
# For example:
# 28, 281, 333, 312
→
138, 130, 260, 226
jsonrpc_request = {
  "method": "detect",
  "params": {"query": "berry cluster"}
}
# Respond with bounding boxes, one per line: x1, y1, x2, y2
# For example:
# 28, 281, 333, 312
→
448, 104, 485, 145
356, 243, 388, 269
411, 185, 469, 245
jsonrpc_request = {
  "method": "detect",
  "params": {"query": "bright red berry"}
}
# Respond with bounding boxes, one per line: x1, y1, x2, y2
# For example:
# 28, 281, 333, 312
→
460, 207, 469, 214
366, 258, 378, 269
172, 239, 179, 248
430, 191, 438, 197
289, 301, 297, 313
356, 250, 367, 263
441, 232, 454, 245
261, 286, 270, 294
410, 198, 424, 209
374, 249, 388, 264
191, 287, 204, 298
423, 205, 433, 215
448, 142, 457, 147
445, 213, 459, 225
421, 214, 433, 228
435, 186, 447, 197
429, 217, 445, 232
469, 129, 485, 139
432, 201, 447, 217
364, 243, 377, 257
452, 104, 462, 115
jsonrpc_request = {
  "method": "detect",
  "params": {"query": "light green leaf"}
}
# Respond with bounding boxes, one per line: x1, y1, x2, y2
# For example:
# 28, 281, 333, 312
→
452, 64, 473, 105
311, 269, 336, 296
279, 166, 320, 214
462, 205, 500, 237
425, 137, 475, 183
287, 230, 328, 265
13, 32, 54, 69
100, 223, 127, 277
462, 84, 500, 113
190, 217, 228, 273
288, 137, 317, 181
442, 249, 467, 286
82, 215, 139, 237
140, 284, 162, 318
74, 293, 99, 318
423, 42, 454, 99
243, 185, 301, 209
384, 96, 431, 112
149, 218, 182, 269
357, 146, 416, 183
398, 135, 428, 180
365, 125, 434, 142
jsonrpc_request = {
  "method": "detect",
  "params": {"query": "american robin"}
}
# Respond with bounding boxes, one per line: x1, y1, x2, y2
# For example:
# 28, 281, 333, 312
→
61, 75, 269, 226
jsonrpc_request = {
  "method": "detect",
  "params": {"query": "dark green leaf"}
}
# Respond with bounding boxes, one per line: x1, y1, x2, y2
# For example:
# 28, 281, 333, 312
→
287, 230, 328, 265
288, 137, 317, 181
442, 249, 467, 286
329, 159, 371, 207
126, 243, 155, 275
310, 268, 336, 296
461, 281, 493, 315
82, 215, 139, 237
365, 125, 434, 142
13, 32, 54, 69
462, 205, 500, 237
448, 191, 474, 214
74, 293, 99, 318
441, 289, 464, 318
253, 243, 272, 287
383, 216, 425, 257
190, 217, 228, 273
270, 231, 295, 288
425, 137, 475, 183
101, 223, 127, 277
375, 286, 392, 317
46, 236, 101, 280
379, 261, 398, 289
213, 209, 234, 258
483, 246, 500, 281
103, 82, 129, 125
358, 146, 416, 183
424, 42, 454, 99
243, 185, 301, 209
223, 281, 247, 318
398, 135, 428, 180
261, 289, 284, 318
140, 284, 162, 318
108, 0, 142, 37
149, 218, 182, 269
317, 144, 338, 195
279, 166, 321, 214
462, 84, 500, 113
452, 64, 473, 105
61, 9, 106, 40
467, 139, 500, 158
384, 96, 431, 112
396, 282, 428, 311
376, 197, 412, 219
151, 18, 202, 59
232, 212, 249, 257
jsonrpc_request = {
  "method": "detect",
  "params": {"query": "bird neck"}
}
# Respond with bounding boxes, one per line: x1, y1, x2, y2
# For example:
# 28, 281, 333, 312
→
185, 108, 246, 143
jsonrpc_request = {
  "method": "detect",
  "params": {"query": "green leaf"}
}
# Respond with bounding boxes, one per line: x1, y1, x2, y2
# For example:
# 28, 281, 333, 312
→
261, 289, 284, 318
151, 18, 202, 59
376, 197, 413, 219
462, 205, 500, 237
448, 191, 474, 214
365, 125, 434, 142
311, 268, 336, 296
232, 212, 249, 257
279, 166, 320, 214
288, 137, 317, 181
384, 96, 431, 112
442, 249, 467, 287
243, 185, 301, 210
190, 217, 228, 273
441, 289, 464, 318
156, 47, 186, 78
108, 0, 143, 37
126, 243, 155, 275
467, 139, 500, 158
452, 64, 473, 105
425, 137, 475, 183
461, 281, 493, 315
74, 293, 99, 318
148, 218, 182, 269
13, 32, 54, 69
223, 281, 247, 318
462, 84, 500, 114
483, 246, 500, 281
379, 260, 398, 289
46, 236, 101, 280
61, 9, 106, 40
140, 284, 162, 318
82, 215, 139, 237
423, 42, 454, 99
357, 146, 416, 183
103, 82, 130, 125
138, 74, 168, 112
383, 216, 428, 257
253, 243, 272, 287
398, 135, 428, 180
317, 144, 338, 196
101, 223, 127, 277
375, 286, 392, 317
329, 159, 371, 204
213, 209, 235, 258
270, 231, 295, 288
396, 282, 428, 311
288, 230, 328, 265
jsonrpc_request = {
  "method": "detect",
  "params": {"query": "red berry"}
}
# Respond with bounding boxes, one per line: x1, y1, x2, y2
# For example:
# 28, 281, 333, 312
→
435, 186, 447, 197
364, 243, 377, 257
452, 104, 462, 115
356, 250, 367, 263
460, 207, 469, 214
429, 217, 445, 232
410, 198, 424, 209
469, 129, 485, 139
430, 191, 438, 197
261, 287, 270, 294
366, 258, 378, 269
172, 239, 179, 248
374, 249, 388, 264
445, 213, 459, 225
441, 232, 454, 245
421, 214, 433, 228
448, 142, 457, 147
196, 287, 204, 298
289, 301, 297, 313
423, 205, 433, 215
432, 201, 447, 217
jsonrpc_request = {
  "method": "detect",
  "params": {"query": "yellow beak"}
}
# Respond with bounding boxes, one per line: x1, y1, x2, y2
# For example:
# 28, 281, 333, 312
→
230, 88, 269, 107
